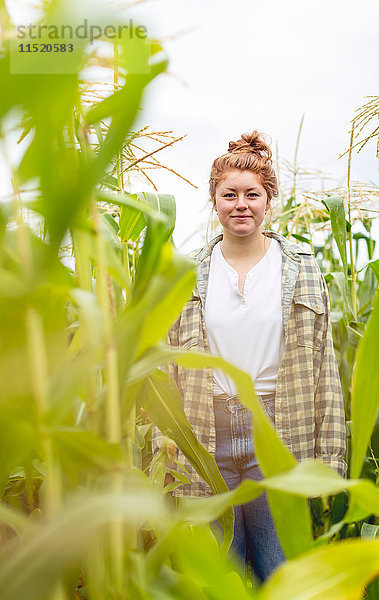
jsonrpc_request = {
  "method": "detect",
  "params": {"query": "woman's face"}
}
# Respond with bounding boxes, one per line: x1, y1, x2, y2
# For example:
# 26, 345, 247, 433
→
213, 169, 269, 239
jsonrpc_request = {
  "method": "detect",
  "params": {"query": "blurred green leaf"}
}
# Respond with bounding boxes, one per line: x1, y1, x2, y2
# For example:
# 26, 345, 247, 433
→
139, 191, 176, 241
0, 404, 36, 491
350, 285, 379, 478
257, 538, 379, 600
0, 502, 34, 536
0, 484, 166, 600
96, 190, 167, 223
136, 243, 196, 356
361, 524, 379, 600
132, 219, 168, 304
172, 525, 252, 600
119, 203, 146, 243
367, 258, 379, 282
177, 460, 379, 535
53, 429, 123, 475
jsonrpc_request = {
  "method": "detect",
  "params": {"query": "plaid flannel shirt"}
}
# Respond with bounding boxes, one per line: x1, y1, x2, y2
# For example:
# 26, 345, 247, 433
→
154, 230, 347, 497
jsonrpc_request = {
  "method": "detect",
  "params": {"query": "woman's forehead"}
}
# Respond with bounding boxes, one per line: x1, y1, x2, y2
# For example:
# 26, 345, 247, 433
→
217, 169, 264, 189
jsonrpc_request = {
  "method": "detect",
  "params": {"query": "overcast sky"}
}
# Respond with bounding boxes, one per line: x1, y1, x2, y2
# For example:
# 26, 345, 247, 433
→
4, 0, 379, 259
126, 0, 379, 255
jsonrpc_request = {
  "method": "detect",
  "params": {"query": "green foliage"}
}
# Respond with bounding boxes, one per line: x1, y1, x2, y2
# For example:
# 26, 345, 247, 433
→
322, 196, 349, 278
257, 538, 379, 600
351, 286, 379, 478
0, 2, 378, 599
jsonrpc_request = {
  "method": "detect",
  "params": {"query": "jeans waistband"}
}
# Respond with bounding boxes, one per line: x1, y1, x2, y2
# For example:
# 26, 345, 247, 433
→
213, 392, 275, 410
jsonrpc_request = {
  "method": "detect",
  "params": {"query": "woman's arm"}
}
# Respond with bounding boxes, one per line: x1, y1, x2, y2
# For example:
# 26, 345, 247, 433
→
314, 273, 347, 478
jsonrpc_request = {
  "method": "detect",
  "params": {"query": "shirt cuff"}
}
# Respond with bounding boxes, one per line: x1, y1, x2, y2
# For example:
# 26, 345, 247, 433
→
315, 454, 348, 479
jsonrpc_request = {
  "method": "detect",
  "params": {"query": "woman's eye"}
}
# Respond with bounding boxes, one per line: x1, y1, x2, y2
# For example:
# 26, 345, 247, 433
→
223, 193, 259, 198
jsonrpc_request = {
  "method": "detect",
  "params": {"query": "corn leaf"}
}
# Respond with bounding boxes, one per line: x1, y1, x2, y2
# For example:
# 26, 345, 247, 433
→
322, 196, 348, 278
350, 285, 379, 477
257, 539, 379, 600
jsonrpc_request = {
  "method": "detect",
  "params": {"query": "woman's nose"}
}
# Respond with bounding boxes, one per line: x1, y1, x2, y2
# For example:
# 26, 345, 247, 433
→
235, 195, 248, 208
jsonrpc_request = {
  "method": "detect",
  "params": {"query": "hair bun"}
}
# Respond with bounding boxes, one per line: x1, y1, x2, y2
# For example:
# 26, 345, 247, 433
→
228, 131, 272, 160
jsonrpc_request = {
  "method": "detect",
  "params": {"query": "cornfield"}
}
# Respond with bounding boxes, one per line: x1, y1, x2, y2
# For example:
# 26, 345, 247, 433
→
0, 1, 378, 599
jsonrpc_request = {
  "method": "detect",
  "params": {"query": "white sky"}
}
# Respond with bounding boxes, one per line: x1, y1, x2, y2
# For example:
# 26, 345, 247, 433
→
126, 0, 379, 255
3, 0, 379, 260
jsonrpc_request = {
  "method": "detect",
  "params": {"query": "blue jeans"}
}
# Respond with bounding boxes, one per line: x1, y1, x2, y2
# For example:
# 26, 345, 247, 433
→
213, 393, 285, 583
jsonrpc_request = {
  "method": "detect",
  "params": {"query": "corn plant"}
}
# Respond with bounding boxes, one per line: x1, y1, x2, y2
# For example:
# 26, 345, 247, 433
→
0, 1, 378, 599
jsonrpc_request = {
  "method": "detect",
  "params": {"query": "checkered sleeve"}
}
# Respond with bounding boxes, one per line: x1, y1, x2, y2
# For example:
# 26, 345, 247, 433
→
314, 273, 347, 478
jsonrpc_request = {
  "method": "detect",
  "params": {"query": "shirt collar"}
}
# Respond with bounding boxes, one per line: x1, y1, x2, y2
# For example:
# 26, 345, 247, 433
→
192, 230, 313, 265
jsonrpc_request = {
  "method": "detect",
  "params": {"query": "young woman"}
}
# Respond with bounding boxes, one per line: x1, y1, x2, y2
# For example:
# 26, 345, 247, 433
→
154, 131, 347, 583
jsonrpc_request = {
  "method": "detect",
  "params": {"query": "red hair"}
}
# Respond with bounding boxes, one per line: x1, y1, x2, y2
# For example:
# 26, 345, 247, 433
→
209, 131, 279, 202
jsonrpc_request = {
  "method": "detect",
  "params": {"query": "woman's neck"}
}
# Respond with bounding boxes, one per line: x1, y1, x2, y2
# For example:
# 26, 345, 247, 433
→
220, 229, 268, 261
